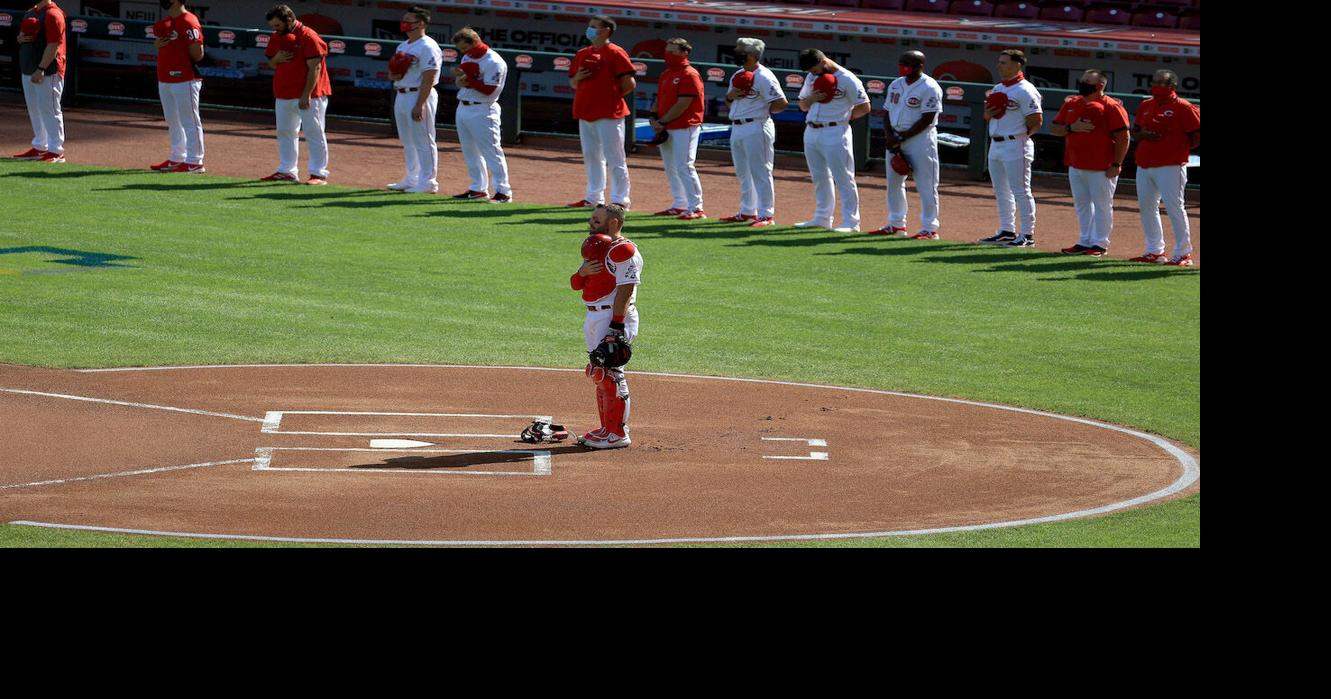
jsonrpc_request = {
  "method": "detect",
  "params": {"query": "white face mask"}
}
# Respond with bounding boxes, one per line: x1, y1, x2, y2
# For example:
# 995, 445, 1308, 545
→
586, 26, 600, 42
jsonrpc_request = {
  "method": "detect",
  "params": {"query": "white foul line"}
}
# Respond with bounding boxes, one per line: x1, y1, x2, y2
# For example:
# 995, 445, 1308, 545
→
0, 387, 263, 423
1, 459, 252, 491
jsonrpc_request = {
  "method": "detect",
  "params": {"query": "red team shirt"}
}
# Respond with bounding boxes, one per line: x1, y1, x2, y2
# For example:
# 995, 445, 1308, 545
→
156, 10, 204, 83
265, 22, 332, 100
571, 240, 639, 302
24, 1, 66, 77
656, 62, 705, 130
1053, 94, 1129, 171
569, 42, 635, 121
1133, 95, 1200, 168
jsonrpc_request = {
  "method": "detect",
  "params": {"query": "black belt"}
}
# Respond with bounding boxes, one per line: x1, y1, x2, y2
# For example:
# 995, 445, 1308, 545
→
586, 304, 612, 311
731, 118, 757, 125
461, 100, 484, 106
991, 134, 1021, 142
808, 121, 841, 129
397, 87, 419, 93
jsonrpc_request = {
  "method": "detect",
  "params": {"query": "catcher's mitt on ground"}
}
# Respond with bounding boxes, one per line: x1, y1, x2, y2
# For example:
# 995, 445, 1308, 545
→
520, 420, 570, 443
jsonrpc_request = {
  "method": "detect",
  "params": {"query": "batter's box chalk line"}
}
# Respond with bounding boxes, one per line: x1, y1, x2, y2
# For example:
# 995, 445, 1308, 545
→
252, 447, 553, 476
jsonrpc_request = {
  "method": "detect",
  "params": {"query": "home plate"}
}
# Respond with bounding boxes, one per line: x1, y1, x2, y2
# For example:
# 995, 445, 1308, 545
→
369, 439, 437, 449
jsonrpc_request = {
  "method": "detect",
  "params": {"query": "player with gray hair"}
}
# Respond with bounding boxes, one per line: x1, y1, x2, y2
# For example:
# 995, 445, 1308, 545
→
720, 37, 788, 227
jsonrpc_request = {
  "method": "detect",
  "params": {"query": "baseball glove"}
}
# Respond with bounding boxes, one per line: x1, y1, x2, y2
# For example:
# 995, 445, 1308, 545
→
590, 335, 632, 368
649, 129, 669, 146
520, 420, 570, 444
890, 152, 913, 176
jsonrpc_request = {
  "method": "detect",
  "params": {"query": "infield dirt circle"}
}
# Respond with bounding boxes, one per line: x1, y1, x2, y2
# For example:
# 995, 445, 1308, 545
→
0, 364, 1198, 545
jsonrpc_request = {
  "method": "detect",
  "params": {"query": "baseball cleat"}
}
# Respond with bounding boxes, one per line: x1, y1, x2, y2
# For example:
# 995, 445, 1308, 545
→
1083, 246, 1107, 256
611, 202, 631, 210
1061, 244, 1089, 254
834, 226, 861, 233
260, 172, 297, 182
453, 189, 488, 199
793, 220, 832, 229
910, 230, 940, 240
580, 431, 631, 449
1129, 252, 1170, 264
1166, 254, 1194, 267
386, 181, 414, 191
720, 213, 755, 223
577, 428, 610, 444
407, 184, 438, 194
306, 176, 328, 186
977, 231, 1017, 244
677, 210, 707, 220
566, 199, 596, 208
489, 192, 512, 203
11, 148, 43, 160
1005, 236, 1035, 247
748, 217, 776, 228
150, 160, 180, 171
654, 207, 686, 216
170, 162, 206, 174
867, 226, 908, 236
39, 151, 65, 163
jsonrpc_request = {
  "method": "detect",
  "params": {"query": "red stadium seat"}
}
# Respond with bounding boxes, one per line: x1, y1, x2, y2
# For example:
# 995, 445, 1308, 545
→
906, 0, 950, 13
1083, 4, 1133, 24
861, 0, 908, 9
949, 0, 997, 16
1038, 2, 1086, 22
993, 1, 1041, 19
1131, 6, 1180, 28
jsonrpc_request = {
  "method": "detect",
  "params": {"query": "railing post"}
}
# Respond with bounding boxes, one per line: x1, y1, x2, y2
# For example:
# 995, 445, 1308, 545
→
969, 99, 988, 181
500, 68, 521, 145
852, 112, 870, 172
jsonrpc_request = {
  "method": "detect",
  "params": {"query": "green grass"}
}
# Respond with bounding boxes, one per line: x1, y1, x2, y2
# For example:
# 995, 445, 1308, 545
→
0, 161, 1200, 547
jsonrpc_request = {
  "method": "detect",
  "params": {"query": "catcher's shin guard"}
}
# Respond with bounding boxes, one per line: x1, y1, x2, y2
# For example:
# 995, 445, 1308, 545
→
598, 370, 630, 436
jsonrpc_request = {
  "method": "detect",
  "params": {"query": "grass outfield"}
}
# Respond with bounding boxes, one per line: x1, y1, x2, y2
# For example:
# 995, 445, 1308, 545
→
0, 161, 1200, 547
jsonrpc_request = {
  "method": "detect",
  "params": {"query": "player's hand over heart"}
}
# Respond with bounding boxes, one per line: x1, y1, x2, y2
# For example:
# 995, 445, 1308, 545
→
1070, 119, 1096, 133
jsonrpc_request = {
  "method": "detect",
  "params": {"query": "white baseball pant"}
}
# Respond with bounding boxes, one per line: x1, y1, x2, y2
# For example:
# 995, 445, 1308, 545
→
803, 123, 860, 229
457, 102, 511, 195
579, 118, 631, 205
659, 125, 703, 212
730, 118, 775, 219
1068, 167, 1118, 249
159, 80, 205, 165
886, 130, 941, 232
275, 96, 329, 179
393, 88, 438, 191
22, 73, 64, 154
1136, 164, 1192, 258
583, 305, 639, 352
988, 138, 1036, 237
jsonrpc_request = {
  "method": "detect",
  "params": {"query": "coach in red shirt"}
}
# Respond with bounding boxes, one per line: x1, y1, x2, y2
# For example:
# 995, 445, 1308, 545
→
1051, 69, 1129, 256
150, 0, 206, 173
565, 14, 636, 208
12, 0, 66, 162
1129, 69, 1201, 266
261, 4, 333, 185
648, 38, 706, 220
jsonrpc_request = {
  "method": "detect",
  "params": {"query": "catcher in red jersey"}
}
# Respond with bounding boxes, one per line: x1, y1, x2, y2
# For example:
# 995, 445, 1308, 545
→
570, 203, 642, 449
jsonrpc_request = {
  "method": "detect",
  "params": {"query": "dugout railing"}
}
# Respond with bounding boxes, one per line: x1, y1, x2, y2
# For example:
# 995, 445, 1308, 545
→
0, 10, 1198, 183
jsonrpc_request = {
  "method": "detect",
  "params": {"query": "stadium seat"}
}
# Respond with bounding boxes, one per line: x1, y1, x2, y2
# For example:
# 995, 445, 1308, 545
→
861, 0, 908, 9
1083, 3, 1133, 24
906, 0, 950, 13
949, 0, 997, 16
993, 1, 1041, 19
1131, 6, 1180, 28
1038, 2, 1086, 22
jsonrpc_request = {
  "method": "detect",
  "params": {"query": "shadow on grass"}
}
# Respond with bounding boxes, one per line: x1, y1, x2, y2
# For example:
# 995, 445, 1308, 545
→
816, 243, 1201, 281
2, 168, 141, 180
93, 180, 274, 193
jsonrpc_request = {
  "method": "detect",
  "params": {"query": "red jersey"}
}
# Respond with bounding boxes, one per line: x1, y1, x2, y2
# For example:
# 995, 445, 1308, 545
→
1133, 95, 1200, 168
571, 239, 639, 303
156, 10, 204, 83
265, 21, 332, 100
569, 42, 635, 122
657, 62, 705, 130
1053, 94, 1129, 170
21, 1, 66, 77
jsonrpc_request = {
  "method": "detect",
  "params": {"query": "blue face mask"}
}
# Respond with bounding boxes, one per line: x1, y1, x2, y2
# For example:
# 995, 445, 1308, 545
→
586, 26, 600, 42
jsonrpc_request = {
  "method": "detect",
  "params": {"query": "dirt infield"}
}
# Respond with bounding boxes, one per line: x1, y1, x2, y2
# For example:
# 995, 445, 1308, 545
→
0, 96, 1201, 265
0, 363, 1200, 545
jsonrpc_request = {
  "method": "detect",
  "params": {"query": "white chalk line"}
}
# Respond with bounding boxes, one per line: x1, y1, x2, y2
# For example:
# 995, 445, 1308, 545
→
1, 459, 252, 491
37, 363, 1199, 545
253, 447, 551, 477
0, 387, 263, 423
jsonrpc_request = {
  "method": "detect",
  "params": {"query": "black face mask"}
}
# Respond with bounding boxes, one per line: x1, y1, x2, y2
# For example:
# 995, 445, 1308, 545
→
1077, 82, 1098, 97
160, 0, 174, 10
733, 54, 749, 67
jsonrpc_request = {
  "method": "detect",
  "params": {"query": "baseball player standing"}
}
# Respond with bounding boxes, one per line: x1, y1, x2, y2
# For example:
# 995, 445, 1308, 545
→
872, 50, 943, 239
150, 0, 206, 174
449, 27, 512, 203
12, 0, 66, 163
649, 38, 706, 220
1129, 69, 1200, 267
976, 49, 1043, 247
721, 37, 786, 228
260, 4, 332, 186
796, 49, 871, 233
570, 204, 642, 449
566, 15, 636, 209
384, 6, 443, 195
1050, 69, 1130, 257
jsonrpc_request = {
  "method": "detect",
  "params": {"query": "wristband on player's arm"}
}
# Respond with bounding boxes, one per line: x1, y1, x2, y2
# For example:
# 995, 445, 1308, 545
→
610, 318, 625, 329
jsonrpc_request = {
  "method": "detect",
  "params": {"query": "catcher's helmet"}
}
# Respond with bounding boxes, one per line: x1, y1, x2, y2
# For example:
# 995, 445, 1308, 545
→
582, 233, 613, 261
